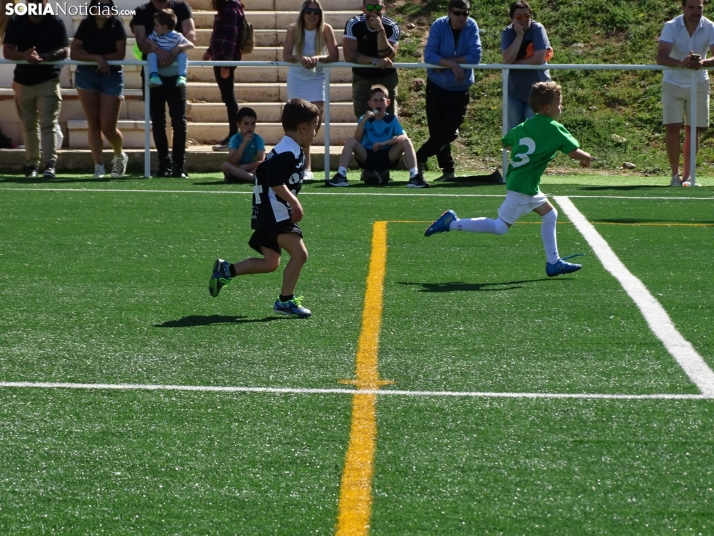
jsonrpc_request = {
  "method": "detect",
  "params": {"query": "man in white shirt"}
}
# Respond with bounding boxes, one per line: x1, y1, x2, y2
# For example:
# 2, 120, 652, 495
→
656, 0, 714, 186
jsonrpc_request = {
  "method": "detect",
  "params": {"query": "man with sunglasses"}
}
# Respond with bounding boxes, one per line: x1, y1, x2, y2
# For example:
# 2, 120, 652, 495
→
132, 0, 196, 177
343, 0, 400, 118
417, 0, 481, 182
501, 0, 551, 131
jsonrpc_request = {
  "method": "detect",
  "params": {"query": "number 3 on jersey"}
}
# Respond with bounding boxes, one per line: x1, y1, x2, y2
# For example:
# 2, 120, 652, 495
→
510, 137, 535, 168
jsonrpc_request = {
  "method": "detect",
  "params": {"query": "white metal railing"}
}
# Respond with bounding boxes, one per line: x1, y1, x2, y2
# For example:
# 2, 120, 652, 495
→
0, 59, 701, 185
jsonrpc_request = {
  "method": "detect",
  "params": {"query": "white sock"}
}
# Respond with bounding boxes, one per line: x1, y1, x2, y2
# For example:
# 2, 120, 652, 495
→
450, 217, 508, 235
338, 166, 347, 176
409, 167, 418, 178
541, 208, 559, 264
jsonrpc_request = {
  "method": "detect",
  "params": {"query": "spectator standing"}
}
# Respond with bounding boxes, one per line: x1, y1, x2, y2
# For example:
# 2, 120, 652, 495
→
2, 0, 68, 178
417, 0, 481, 181
282, 0, 338, 179
204, 0, 244, 151
656, 0, 714, 187
70, 0, 129, 178
501, 0, 551, 131
132, 0, 196, 178
342, 0, 400, 119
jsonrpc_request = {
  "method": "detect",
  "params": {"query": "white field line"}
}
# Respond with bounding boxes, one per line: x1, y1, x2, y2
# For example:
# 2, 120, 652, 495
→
4, 187, 714, 201
0, 382, 711, 399
555, 196, 714, 396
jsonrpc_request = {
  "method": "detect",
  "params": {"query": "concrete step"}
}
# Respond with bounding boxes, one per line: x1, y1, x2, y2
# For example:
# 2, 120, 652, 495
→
186, 82, 353, 103
193, 27, 344, 47
186, 65, 352, 83
189, 0, 362, 13
186, 46, 346, 62
187, 101, 356, 123
0, 145, 360, 173
200, 11, 358, 30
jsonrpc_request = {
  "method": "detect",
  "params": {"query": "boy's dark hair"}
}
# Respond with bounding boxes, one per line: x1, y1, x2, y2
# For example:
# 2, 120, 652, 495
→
509, 1, 532, 18
529, 81, 561, 113
154, 8, 177, 31
448, 0, 470, 11
368, 84, 389, 99
282, 99, 320, 131
237, 107, 257, 123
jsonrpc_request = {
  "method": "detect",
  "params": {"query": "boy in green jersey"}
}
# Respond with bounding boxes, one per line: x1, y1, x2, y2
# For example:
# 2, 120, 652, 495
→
425, 81, 592, 277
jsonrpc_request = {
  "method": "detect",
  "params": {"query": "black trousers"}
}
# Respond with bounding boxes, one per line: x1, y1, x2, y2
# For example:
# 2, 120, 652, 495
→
149, 74, 187, 167
416, 79, 470, 173
213, 66, 239, 139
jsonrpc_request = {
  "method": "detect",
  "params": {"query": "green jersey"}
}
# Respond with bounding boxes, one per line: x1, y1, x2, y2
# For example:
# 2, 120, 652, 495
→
501, 114, 579, 196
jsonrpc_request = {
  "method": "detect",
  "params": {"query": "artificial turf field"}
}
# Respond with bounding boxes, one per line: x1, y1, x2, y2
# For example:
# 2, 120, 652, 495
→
1, 172, 713, 534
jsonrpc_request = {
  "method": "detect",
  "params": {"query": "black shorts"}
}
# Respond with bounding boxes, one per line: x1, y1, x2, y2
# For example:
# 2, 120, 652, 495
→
356, 148, 397, 171
249, 220, 303, 255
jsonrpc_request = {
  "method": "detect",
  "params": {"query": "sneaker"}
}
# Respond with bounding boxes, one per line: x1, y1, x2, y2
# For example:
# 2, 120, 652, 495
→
407, 173, 429, 188
212, 137, 230, 151
435, 171, 456, 182
110, 152, 128, 178
670, 174, 682, 187
546, 258, 582, 277
681, 180, 702, 187
172, 167, 189, 179
424, 209, 457, 236
148, 75, 162, 88
327, 172, 349, 187
155, 159, 173, 178
273, 296, 312, 318
223, 171, 236, 183
25, 164, 38, 178
176, 76, 187, 88
42, 162, 56, 179
93, 163, 105, 178
303, 169, 314, 181
208, 258, 231, 297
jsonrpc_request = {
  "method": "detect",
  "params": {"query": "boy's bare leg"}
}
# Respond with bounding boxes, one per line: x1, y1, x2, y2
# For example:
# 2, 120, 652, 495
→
339, 137, 367, 169
221, 161, 254, 183
231, 248, 281, 276
390, 138, 417, 169
276, 232, 308, 297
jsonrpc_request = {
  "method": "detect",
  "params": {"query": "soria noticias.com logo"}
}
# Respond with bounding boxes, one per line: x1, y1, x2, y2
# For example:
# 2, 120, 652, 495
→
5, 2, 135, 16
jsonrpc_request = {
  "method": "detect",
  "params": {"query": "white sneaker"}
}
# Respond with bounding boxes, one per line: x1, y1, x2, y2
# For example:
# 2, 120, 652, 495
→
94, 163, 105, 178
110, 152, 128, 178
304, 169, 314, 181
670, 174, 682, 187
681, 180, 702, 187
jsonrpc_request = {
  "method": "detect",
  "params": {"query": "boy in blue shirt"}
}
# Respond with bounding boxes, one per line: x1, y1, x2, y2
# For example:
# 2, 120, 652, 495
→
221, 107, 266, 183
425, 81, 591, 277
327, 84, 428, 188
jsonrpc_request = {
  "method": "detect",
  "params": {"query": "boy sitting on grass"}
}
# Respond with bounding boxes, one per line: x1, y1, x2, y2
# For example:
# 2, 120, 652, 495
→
221, 107, 266, 183
327, 84, 428, 188
425, 81, 592, 277
208, 99, 320, 318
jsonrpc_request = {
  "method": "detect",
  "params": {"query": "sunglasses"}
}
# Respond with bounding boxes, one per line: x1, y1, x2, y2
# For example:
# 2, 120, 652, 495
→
514, 13, 531, 21
365, 4, 384, 11
450, 9, 469, 17
303, 7, 322, 15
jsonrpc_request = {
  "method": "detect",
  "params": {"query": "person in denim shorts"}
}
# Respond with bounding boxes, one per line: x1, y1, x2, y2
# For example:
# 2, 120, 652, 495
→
71, 0, 129, 178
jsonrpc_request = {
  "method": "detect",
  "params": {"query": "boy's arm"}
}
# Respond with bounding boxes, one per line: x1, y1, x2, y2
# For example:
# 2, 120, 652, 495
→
373, 134, 406, 151
227, 140, 247, 165
240, 150, 266, 172
173, 36, 195, 54
353, 113, 373, 142
271, 184, 303, 223
568, 148, 591, 167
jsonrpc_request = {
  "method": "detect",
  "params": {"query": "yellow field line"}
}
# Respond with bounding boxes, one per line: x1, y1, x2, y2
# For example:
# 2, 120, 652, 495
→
398, 220, 713, 227
336, 221, 391, 536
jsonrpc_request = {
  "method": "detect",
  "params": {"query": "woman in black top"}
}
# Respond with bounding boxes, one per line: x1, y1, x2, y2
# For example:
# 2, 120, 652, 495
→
70, 0, 128, 178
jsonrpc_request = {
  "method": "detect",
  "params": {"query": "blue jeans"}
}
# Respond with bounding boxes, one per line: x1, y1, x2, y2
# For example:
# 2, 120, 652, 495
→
147, 51, 188, 77
507, 94, 535, 131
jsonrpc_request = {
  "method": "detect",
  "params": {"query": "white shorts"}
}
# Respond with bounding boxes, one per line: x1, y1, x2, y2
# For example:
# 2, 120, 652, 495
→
497, 190, 549, 225
662, 80, 710, 127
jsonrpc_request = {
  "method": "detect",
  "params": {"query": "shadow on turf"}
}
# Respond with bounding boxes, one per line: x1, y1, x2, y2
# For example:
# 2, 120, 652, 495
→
399, 279, 564, 292
155, 315, 281, 327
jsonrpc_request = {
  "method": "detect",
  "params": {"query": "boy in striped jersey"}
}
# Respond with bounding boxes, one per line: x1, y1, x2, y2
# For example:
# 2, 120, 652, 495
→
144, 8, 194, 88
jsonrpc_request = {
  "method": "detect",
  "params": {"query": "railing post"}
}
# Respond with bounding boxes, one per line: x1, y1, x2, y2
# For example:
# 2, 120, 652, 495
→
501, 68, 510, 181
690, 70, 697, 186
143, 63, 151, 179
323, 67, 332, 182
